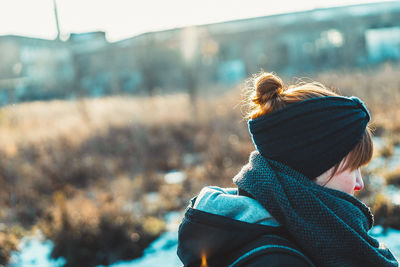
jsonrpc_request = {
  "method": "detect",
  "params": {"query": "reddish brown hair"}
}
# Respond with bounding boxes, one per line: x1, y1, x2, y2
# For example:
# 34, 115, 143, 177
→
245, 72, 373, 179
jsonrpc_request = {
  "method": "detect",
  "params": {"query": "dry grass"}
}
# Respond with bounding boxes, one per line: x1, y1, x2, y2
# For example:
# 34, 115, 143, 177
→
373, 193, 400, 230
385, 169, 400, 187
0, 88, 252, 265
37, 191, 164, 267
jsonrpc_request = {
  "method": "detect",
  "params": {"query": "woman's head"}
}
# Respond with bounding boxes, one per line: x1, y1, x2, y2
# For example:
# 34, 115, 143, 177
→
245, 72, 373, 191
249, 72, 338, 118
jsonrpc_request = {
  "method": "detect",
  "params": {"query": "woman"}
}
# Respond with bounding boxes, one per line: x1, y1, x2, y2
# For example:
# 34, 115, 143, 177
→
177, 72, 398, 266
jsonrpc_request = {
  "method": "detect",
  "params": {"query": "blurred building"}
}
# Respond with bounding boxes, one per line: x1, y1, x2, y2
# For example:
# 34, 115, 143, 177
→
0, 36, 73, 104
68, 31, 111, 97
108, 1, 400, 94
0, 1, 400, 104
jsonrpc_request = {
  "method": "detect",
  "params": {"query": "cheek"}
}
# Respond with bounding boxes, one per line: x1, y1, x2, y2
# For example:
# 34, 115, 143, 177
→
325, 171, 356, 195
336, 178, 356, 194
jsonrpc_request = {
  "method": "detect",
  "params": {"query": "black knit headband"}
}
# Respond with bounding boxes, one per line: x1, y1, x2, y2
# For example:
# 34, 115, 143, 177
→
248, 96, 370, 179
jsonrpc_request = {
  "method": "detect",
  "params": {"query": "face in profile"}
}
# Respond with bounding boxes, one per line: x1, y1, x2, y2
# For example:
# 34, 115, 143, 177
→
315, 162, 364, 196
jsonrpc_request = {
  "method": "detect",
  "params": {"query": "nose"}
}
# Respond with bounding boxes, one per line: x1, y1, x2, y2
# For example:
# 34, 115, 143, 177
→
355, 169, 364, 191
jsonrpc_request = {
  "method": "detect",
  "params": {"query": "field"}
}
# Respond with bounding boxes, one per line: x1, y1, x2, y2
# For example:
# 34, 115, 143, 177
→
1, 64, 400, 265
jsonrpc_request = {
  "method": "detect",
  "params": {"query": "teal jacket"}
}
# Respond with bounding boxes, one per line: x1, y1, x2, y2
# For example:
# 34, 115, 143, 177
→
177, 186, 314, 266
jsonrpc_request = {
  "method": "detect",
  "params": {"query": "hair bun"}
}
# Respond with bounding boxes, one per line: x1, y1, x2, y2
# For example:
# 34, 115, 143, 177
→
253, 73, 283, 105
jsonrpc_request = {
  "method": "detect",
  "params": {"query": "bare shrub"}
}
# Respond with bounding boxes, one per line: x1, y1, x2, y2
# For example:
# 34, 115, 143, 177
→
372, 194, 400, 230
39, 192, 164, 267
385, 169, 400, 186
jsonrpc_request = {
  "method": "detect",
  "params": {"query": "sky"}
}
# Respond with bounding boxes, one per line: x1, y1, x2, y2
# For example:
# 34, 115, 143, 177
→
0, 0, 384, 42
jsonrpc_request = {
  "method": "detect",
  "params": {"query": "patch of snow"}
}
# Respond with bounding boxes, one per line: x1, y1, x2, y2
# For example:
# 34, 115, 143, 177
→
122, 202, 136, 213
104, 231, 181, 267
384, 185, 400, 206
392, 193, 400, 206
393, 146, 400, 157
9, 232, 66, 267
164, 211, 184, 231
367, 140, 400, 172
387, 146, 400, 171
164, 170, 186, 184
102, 211, 184, 267
370, 225, 385, 236
373, 137, 385, 155
370, 226, 400, 261
183, 153, 202, 167
365, 156, 386, 172
368, 174, 386, 188
145, 192, 160, 203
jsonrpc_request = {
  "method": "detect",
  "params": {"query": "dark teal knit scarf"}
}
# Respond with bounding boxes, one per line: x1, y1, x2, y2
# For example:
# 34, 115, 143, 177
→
233, 151, 398, 267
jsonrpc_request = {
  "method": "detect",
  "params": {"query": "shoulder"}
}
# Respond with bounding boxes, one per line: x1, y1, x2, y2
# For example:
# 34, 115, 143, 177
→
229, 234, 315, 267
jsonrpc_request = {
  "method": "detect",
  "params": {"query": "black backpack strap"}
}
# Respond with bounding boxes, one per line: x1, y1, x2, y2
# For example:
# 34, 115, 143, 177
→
227, 234, 315, 267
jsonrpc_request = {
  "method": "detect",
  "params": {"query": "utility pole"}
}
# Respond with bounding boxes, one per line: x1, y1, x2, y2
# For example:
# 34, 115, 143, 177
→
53, 0, 61, 40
